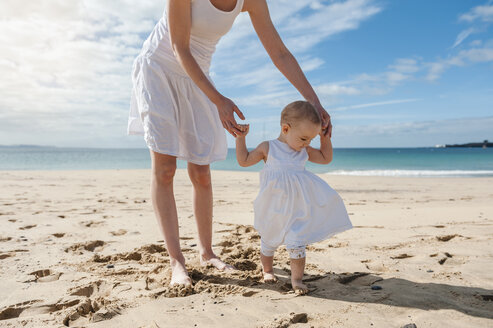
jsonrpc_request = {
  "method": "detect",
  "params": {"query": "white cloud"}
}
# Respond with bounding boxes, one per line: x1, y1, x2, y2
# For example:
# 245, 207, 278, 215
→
426, 44, 493, 80
452, 28, 475, 48
459, 3, 493, 23
281, 0, 382, 53
469, 39, 483, 47
338, 116, 493, 136
331, 98, 421, 111
0, 0, 164, 147
211, 0, 384, 123
316, 84, 360, 96
334, 116, 493, 147
452, 2, 492, 52
388, 58, 420, 74
326, 57, 421, 98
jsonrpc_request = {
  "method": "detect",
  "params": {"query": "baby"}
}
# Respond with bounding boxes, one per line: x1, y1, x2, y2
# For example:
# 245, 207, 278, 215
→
235, 100, 353, 294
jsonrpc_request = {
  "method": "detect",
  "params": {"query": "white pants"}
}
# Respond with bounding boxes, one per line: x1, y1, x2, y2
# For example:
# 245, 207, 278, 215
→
260, 238, 306, 259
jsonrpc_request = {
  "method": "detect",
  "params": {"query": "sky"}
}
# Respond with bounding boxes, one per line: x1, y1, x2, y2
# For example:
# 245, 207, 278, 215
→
0, 0, 492, 149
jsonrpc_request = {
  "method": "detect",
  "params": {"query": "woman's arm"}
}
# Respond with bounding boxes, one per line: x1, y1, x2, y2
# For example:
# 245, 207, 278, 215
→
306, 133, 333, 165
167, 0, 244, 137
244, 0, 332, 137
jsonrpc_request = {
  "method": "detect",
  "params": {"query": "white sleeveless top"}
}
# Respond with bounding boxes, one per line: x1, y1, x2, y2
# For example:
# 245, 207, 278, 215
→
127, 0, 244, 165
253, 139, 353, 247
141, 0, 243, 76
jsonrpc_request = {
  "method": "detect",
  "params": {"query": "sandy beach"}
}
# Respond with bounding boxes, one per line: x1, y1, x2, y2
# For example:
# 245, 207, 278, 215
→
0, 169, 492, 327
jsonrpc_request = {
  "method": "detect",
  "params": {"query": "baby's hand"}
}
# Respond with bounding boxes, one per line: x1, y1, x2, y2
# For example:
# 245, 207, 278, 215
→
319, 127, 330, 139
235, 124, 249, 138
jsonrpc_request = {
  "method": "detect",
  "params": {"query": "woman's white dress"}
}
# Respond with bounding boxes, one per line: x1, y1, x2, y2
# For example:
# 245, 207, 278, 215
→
254, 139, 353, 248
127, 0, 244, 164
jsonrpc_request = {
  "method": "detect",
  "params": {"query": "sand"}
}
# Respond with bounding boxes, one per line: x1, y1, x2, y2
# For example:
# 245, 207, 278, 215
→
0, 169, 492, 327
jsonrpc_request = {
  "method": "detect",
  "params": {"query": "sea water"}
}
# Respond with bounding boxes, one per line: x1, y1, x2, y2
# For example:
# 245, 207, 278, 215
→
1, 146, 493, 177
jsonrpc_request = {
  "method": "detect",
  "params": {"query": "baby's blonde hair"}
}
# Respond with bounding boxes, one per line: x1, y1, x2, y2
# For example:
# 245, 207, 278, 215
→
281, 101, 321, 126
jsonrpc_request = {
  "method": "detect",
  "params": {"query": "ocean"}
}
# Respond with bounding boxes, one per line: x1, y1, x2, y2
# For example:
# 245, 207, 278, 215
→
1, 146, 493, 177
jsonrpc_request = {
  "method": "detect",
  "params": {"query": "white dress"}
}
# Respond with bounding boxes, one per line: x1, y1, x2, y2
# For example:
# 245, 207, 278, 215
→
127, 0, 244, 165
254, 139, 353, 248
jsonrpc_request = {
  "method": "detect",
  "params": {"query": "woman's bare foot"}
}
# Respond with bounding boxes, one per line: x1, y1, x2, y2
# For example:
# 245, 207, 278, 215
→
263, 271, 278, 283
292, 279, 308, 295
170, 260, 192, 286
200, 255, 235, 271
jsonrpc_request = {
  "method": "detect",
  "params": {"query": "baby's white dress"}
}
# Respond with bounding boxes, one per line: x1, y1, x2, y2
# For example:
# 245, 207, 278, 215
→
127, 0, 244, 165
254, 139, 353, 249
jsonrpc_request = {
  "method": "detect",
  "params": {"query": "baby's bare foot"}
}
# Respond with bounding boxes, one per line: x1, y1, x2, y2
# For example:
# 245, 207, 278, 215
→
263, 271, 278, 283
170, 261, 192, 286
292, 279, 308, 295
200, 256, 235, 271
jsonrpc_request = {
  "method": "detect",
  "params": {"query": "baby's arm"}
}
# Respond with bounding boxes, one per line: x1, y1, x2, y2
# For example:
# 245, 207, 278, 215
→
306, 130, 333, 165
235, 125, 268, 167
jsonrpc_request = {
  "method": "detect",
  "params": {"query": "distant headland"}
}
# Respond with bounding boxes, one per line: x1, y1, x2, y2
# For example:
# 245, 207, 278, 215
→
0, 145, 55, 149
443, 140, 492, 148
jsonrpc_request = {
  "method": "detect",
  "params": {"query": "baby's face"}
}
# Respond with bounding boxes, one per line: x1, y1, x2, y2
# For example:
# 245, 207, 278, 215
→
283, 120, 321, 151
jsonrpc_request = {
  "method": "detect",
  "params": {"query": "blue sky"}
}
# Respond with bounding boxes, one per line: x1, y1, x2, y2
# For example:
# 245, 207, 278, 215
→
0, 0, 492, 148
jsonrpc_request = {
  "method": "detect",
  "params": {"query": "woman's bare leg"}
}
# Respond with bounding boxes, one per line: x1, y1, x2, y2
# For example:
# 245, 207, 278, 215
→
187, 162, 234, 270
150, 150, 191, 286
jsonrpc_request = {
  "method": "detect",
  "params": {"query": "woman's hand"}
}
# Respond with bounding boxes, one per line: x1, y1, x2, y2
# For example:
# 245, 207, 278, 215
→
215, 96, 245, 137
313, 102, 332, 137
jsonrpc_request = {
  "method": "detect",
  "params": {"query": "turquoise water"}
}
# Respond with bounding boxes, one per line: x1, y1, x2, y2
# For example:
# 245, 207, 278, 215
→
1, 146, 493, 177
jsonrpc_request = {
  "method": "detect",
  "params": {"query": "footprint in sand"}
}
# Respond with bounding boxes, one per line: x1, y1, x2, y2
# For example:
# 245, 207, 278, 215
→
92, 243, 168, 264
436, 234, 461, 242
69, 280, 112, 297
65, 240, 106, 253
258, 312, 308, 327
438, 252, 453, 265
0, 300, 44, 321
214, 229, 234, 233
0, 253, 14, 260
390, 253, 414, 259
28, 269, 62, 282
0, 237, 12, 242
64, 281, 124, 325
110, 229, 127, 236
81, 220, 105, 228
19, 224, 36, 230
328, 241, 349, 248
0, 282, 123, 326
52, 233, 65, 238
241, 290, 259, 297
1, 249, 29, 260
0, 212, 15, 216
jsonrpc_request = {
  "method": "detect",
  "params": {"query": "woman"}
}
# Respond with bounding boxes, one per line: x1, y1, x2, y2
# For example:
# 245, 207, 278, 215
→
128, 0, 332, 286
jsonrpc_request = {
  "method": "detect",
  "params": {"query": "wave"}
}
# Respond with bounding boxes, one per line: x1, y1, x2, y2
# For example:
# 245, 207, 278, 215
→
326, 170, 493, 177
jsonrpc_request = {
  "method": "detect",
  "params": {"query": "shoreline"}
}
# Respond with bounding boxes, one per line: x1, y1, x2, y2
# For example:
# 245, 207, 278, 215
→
1, 168, 493, 178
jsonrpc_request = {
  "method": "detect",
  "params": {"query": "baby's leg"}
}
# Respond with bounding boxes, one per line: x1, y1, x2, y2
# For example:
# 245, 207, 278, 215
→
287, 245, 308, 295
260, 239, 278, 283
